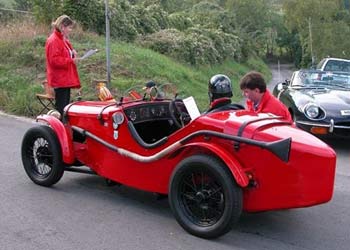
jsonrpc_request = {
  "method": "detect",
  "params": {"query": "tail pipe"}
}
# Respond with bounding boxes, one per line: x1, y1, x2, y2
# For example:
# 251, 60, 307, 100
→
72, 127, 291, 163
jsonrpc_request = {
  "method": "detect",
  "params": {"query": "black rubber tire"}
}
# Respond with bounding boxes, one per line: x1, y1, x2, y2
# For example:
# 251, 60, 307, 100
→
21, 125, 64, 186
169, 155, 242, 239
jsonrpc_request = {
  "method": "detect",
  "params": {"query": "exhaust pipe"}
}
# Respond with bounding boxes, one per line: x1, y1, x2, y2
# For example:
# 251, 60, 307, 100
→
72, 127, 291, 163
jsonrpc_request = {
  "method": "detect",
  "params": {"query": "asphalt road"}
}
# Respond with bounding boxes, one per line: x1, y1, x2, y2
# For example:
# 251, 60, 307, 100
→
1, 65, 349, 250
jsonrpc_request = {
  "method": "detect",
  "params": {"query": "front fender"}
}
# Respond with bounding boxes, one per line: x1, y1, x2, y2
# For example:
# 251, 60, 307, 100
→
180, 142, 249, 188
36, 115, 75, 164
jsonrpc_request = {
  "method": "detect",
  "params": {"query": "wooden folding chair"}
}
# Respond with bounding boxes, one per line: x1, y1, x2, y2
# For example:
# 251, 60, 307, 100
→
36, 80, 55, 114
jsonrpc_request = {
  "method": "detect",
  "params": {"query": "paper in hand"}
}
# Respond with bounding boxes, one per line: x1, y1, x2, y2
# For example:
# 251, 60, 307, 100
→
80, 49, 98, 60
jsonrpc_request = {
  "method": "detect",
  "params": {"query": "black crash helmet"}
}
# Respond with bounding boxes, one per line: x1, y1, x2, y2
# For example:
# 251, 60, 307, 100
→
208, 74, 233, 102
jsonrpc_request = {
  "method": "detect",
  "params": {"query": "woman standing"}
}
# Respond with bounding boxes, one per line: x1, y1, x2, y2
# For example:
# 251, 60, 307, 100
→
45, 15, 81, 118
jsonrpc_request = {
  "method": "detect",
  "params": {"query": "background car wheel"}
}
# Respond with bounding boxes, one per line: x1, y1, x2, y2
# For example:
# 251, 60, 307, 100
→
169, 154, 242, 239
21, 125, 64, 186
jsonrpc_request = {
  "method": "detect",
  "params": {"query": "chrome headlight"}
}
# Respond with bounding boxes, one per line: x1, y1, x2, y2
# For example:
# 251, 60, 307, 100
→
303, 103, 321, 119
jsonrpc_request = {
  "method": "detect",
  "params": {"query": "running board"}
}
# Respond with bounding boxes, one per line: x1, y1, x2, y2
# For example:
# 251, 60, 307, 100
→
64, 166, 96, 175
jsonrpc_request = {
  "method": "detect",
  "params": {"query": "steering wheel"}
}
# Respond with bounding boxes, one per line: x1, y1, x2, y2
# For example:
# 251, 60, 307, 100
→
169, 99, 191, 128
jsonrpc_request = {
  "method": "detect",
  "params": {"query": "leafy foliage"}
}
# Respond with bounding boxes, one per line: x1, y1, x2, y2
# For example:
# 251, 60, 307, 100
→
138, 27, 241, 65
5, 0, 301, 65
63, 0, 105, 34
168, 12, 193, 31
32, 0, 62, 25
6, 0, 350, 67
283, 0, 350, 67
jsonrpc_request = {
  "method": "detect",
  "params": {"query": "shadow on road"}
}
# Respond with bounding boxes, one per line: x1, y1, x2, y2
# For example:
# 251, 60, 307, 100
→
323, 138, 350, 152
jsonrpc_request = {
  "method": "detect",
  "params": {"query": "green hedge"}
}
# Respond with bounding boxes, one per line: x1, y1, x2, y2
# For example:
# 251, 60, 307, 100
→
138, 27, 242, 65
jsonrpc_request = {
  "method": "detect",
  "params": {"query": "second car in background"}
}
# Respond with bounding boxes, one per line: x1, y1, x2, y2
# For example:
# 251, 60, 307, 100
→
316, 57, 350, 73
273, 69, 350, 138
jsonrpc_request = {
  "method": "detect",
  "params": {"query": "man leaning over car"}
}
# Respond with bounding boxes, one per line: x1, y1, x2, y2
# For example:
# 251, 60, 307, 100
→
239, 71, 293, 123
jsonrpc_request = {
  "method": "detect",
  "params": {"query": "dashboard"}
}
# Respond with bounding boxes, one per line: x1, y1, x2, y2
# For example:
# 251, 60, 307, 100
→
124, 102, 171, 124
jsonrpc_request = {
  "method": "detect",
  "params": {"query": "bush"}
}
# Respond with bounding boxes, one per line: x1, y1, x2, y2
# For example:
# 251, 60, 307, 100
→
32, 0, 62, 25
132, 5, 161, 35
189, 1, 236, 33
138, 27, 242, 65
145, 4, 169, 30
108, 1, 138, 41
168, 12, 193, 31
137, 29, 183, 54
63, 0, 105, 35
25, 0, 254, 62
178, 28, 220, 65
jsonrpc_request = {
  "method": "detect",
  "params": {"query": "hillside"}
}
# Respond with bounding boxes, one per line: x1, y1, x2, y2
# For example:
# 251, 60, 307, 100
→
0, 19, 271, 117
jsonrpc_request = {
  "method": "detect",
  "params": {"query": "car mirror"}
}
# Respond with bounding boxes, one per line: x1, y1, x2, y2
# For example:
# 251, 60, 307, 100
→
276, 82, 287, 91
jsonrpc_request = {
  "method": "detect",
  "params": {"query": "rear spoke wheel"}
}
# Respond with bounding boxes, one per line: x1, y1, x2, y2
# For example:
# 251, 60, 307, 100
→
180, 170, 224, 227
169, 155, 242, 239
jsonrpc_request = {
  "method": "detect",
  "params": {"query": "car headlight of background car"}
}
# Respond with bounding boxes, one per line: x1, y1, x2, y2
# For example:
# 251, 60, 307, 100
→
301, 103, 326, 120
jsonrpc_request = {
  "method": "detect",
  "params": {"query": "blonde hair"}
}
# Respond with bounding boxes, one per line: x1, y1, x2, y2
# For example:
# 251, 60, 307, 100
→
52, 15, 74, 31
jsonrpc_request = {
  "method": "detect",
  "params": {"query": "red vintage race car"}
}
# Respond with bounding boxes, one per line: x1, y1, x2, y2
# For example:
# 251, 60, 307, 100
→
21, 85, 336, 239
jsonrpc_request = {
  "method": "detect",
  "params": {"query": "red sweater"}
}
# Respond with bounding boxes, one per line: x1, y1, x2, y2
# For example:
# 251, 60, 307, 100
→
45, 30, 80, 89
246, 90, 293, 122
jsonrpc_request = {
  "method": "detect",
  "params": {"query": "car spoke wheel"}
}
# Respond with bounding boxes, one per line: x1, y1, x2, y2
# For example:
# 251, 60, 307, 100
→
21, 125, 64, 186
169, 155, 242, 239
31, 137, 53, 177
180, 170, 225, 226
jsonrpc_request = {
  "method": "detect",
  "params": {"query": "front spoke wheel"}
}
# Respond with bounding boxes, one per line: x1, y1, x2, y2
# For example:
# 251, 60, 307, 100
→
21, 125, 64, 186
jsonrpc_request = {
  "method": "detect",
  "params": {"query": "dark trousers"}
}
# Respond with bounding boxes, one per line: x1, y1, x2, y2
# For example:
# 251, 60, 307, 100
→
54, 88, 71, 116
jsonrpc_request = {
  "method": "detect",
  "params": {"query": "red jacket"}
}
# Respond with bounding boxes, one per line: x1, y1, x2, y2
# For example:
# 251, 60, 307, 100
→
45, 30, 80, 89
246, 90, 293, 122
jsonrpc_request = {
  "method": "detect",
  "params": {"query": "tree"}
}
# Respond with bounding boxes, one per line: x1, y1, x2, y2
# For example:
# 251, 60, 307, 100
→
63, 0, 105, 34
283, 0, 350, 66
32, 0, 63, 25
224, 0, 273, 57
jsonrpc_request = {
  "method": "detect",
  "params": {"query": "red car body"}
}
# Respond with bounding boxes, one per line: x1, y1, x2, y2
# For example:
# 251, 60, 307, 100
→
22, 97, 336, 238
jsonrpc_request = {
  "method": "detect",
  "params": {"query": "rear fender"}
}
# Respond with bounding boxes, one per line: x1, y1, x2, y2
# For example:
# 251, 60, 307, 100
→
180, 142, 249, 187
36, 115, 75, 164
